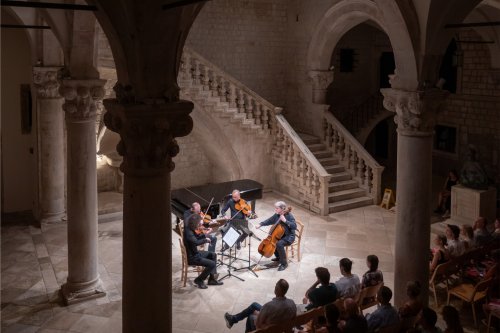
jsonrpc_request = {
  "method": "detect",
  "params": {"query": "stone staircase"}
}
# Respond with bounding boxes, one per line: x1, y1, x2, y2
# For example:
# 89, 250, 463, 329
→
299, 133, 373, 212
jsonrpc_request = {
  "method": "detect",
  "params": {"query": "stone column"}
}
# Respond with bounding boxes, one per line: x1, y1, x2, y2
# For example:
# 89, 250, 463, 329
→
103, 92, 193, 333
59, 79, 107, 305
381, 88, 448, 306
33, 67, 66, 223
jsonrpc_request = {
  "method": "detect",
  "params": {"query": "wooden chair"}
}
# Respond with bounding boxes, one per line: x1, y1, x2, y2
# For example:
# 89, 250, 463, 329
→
250, 307, 324, 333
357, 282, 383, 314
486, 307, 500, 333
286, 219, 304, 262
178, 238, 202, 287
429, 260, 456, 307
447, 277, 493, 327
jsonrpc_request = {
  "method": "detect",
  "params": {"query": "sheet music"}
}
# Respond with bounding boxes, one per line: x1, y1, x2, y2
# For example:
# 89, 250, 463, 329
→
222, 227, 241, 248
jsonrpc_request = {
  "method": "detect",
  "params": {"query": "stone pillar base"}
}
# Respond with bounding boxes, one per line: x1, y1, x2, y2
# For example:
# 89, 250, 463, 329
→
40, 212, 67, 224
60, 279, 106, 305
450, 184, 497, 225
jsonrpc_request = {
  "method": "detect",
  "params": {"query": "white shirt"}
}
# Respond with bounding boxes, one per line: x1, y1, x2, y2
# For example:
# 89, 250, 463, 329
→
447, 239, 465, 257
335, 274, 361, 298
256, 297, 296, 329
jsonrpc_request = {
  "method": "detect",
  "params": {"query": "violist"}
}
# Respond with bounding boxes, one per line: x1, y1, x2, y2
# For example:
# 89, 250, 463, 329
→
256, 201, 296, 271
184, 202, 217, 252
220, 189, 254, 250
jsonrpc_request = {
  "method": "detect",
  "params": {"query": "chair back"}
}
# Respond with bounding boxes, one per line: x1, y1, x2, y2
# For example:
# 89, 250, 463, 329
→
179, 221, 185, 236
292, 306, 324, 327
295, 220, 304, 241
358, 282, 383, 310
178, 238, 188, 264
430, 260, 456, 285
474, 278, 493, 294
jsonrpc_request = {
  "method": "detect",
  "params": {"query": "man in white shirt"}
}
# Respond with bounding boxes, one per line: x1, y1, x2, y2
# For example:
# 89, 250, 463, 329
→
335, 258, 361, 299
445, 224, 465, 257
224, 279, 296, 332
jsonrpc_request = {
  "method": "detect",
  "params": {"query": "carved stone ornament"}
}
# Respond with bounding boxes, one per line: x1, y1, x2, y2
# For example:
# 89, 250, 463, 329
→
380, 88, 449, 136
103, 99, 194, 177
308, 70, 334, 90
33, 67, 63, 98
60, 79, 106, 122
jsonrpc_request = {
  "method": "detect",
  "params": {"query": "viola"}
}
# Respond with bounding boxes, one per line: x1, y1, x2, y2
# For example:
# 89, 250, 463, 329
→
235, 199, 257, 219
199, 212, 212, 224
257, 207, 292, 258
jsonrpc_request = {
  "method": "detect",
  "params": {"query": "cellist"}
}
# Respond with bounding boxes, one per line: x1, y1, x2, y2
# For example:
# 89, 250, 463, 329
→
256, 201, 296, 271
184, 202, 217, 253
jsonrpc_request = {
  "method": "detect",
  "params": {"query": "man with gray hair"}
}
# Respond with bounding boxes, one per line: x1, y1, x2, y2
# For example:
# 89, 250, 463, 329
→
256, 201, 296, 271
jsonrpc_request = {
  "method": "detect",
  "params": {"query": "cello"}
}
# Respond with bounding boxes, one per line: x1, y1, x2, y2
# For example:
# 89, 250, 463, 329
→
257, 207, 291, 257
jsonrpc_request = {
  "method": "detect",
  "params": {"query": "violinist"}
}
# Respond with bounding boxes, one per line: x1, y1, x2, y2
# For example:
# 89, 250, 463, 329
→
184, 202, 217, 253
256, 201, 296, 271
220, 190, 253, 250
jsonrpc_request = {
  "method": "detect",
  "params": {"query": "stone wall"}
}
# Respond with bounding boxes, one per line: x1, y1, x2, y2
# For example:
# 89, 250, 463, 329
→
171, 136, 212, 190
433, 30, 500, 184
186, 0, 288, 107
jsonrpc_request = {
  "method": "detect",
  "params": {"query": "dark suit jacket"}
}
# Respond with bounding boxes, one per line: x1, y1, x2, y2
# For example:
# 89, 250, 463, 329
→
260, 212, 296, 243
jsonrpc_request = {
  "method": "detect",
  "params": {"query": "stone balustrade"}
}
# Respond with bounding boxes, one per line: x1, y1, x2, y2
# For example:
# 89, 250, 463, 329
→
180, 48, 275, 133
323, 111, 384, 204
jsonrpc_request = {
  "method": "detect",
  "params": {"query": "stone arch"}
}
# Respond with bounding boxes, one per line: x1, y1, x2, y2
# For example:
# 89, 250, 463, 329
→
1, 7, 36, 62
357, 110, 393, 146
307, 0, 418, 90
467, 5, 500, 69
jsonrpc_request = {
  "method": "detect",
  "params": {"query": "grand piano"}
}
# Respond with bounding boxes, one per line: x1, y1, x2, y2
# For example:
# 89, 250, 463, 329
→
171, 179, 263, 224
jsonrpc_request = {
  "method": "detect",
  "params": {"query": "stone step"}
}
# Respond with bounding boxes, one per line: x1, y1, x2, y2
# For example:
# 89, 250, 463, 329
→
298, 133, 321, 145
329, 196, 373, 213
324, 164, 344, 174
306, 143, 327, 152
330, 172, 352, 182
328, 179, 359, 192
328, 188, 366, 203
312, 150, 333, 159
317, 157, 339, 167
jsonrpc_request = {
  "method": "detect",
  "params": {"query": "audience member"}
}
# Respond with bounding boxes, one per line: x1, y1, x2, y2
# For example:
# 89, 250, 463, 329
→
335, 258, 361, 299
366, 286, 399, 332
473, 217, 492, 246
361, 255, 384, 288
493, 218, 500, 239
460, 224, 475, 250
224, 279, 296, 332
317, 303, 341, 333
429, 234, 449, 272
445, 224, 465, 257
441, 305, 464, 333
303, 267, 338, 310
399, 280, 423, 318
338, 298, 368, 333
416, 307, 443, 333
434, 170, 459, 217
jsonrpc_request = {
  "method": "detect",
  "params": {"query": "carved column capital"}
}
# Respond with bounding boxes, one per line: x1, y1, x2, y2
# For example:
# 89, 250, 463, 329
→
33, 67, 63, 99
380, 88, 449, 137
103, 99, 194, 177
60, 79, 106, 123
308, 69, 334, 104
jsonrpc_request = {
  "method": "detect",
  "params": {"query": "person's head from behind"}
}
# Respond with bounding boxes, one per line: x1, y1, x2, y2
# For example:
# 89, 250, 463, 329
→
339, 258, 352, 276
474, 217, 487, 230
315, 267, 330, 286
461, 224, 474, 240
418, 307, 438, 329
434, 234, 447, 247
446, 224, 460, 240
377, 286, 392, 305
366, 254, 379, 272
187, 214, 202, 231
442, 305, 462, 330
343, 298, 358, 317
274, 279, 289, 297
324, 303, 340, 327
406, 280, 421, 299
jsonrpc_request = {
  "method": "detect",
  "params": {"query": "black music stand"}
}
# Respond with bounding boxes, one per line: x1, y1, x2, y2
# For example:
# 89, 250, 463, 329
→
218, 226, 244, 282
234, 227, 259, 278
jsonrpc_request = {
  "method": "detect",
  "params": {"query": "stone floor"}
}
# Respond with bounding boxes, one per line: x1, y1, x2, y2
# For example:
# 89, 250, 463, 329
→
1, 192, 487, 332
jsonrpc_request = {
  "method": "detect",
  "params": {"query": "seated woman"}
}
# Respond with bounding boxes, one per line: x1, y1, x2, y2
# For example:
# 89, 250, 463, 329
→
434, 170, 459, 217
429, 234, 449, 273
361, 255, 383, 288
460, 224, 475, 251
442, 305, 464, 333
445, 224, 465, 258
398, 280, 423, 318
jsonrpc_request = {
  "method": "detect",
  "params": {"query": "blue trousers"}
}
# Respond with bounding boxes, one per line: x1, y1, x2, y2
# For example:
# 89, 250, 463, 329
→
233, 302, 262, 332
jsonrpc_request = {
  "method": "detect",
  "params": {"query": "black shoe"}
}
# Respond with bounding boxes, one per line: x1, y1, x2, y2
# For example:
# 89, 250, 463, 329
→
224, 312, 234, 329
208, 278, 223, 286
271, 257, 280, 262
277, 264, 288, 271
194, 278, 207, 289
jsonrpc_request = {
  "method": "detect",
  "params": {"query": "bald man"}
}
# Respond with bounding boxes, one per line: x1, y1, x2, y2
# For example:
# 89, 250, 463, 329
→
220, 190, 252, 249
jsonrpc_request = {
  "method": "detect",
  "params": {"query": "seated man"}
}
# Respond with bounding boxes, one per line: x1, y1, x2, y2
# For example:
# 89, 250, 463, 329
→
224, 279, 296, 332
184, 202, 217, 252
303, 267, 338, 311
365, 286, 399, 332
183, 214, 223, 289
416, 307, 443, 333
335, 258, 361, 299
473, 217, 492, 246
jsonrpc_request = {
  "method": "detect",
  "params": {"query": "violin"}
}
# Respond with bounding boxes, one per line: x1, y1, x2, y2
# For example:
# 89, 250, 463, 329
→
235, 199, 257, 219
257, 207, 292, 257
199, 212, 212, 224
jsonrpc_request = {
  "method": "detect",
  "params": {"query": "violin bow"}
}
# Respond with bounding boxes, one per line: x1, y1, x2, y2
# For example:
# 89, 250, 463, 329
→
202, 197, 214, 219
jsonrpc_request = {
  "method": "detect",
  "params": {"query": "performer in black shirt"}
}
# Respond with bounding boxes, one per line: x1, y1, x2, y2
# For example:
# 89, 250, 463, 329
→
183, 202, 217, 252
220, 189, 254, 249
183, 214, 223, 289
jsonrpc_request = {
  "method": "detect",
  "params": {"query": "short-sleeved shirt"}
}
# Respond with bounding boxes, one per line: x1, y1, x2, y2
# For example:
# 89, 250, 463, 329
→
335, 274, 361, 299
446, 239, 465, 257
361, 269, 383, 288
306, 283, 338, 310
